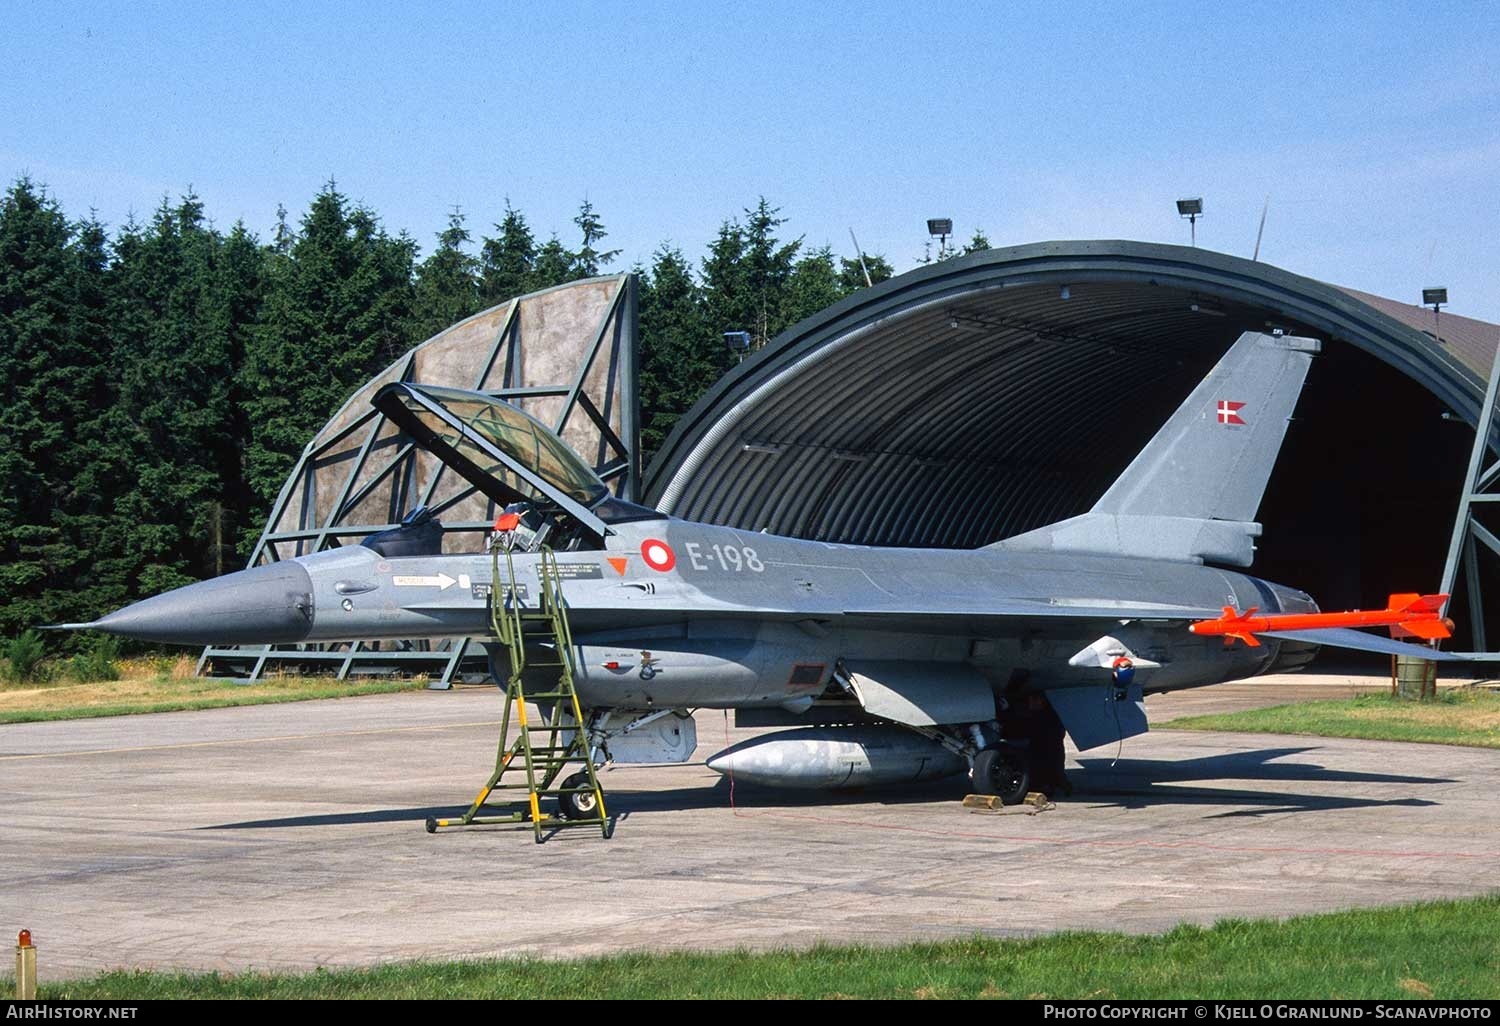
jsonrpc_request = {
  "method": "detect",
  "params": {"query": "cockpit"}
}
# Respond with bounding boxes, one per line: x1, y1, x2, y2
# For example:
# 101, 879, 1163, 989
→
371, 382, 663, 553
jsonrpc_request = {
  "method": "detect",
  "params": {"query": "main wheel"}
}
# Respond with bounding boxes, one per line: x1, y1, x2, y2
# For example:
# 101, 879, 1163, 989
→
972, 745, 1031, 805
557, 771, 601, 820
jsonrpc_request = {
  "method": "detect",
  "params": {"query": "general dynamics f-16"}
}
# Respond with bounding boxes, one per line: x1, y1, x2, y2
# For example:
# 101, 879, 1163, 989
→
62, 331, 1463, 814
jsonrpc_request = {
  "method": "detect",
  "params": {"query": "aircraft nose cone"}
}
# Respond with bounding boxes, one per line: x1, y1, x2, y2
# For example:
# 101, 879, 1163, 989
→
89, 561, 315, 646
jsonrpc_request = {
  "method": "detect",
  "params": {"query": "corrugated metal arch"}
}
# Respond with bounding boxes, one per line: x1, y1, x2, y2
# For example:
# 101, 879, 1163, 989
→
645, 240, 1492, 550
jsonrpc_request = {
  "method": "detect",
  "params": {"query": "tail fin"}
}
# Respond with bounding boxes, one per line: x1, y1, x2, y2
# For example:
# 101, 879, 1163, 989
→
994, 331, 1319, 567
1388, 593, 1452, 639
1387, 593, 1445, 614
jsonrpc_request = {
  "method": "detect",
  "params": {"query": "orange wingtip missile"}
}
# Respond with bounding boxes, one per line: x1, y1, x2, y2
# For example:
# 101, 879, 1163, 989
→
1189, 594, 1452, 646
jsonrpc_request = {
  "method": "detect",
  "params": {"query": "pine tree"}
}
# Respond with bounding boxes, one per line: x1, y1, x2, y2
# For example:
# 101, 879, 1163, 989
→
211, 222, 267, 569
0, 180, 117, 634
701, 198, 802, 349
530, 236, 575, 291
781, 245, 843, 328
961, 229, 992, 255
742, 199, 803, 341
700, 217, 748, 350
410, 208, 480, 341
272, 204, 294, 256
241, 182, 414, 509
571, 199, 620, 279
637, 246, 715, 463
837, 253, 895, 294
106, 192, 263, 593
60, 210, 132, 616
479, 201, 536, 306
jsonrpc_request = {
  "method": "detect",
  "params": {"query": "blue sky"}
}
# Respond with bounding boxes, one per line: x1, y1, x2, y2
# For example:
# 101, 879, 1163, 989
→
5, 2, 1499, 318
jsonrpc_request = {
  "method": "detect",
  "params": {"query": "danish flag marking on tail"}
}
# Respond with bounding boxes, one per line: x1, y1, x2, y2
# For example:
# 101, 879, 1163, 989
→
1216, 400, 1246, 426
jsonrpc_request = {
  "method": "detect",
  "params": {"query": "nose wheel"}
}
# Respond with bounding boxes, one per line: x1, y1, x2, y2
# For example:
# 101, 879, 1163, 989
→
972, 744, 1031, 806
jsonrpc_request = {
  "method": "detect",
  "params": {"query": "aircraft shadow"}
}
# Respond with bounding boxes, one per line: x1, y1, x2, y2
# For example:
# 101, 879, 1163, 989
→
200, 746, 1455, 828
199, 781, 965, 830
1074, 745, 1454, 786
1069, 783, 1439, 817
204, 806, 466, 830
1071, 745, 1452, 816
610, 778, 966, 818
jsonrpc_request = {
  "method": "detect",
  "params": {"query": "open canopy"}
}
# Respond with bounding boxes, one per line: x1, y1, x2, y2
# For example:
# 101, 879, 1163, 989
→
373, 382, 610, 537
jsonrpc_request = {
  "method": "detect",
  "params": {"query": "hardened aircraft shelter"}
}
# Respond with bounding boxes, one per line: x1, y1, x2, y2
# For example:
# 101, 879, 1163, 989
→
647, 241, 1500, 648
202, 274, 638, 685
216, 243, 1500, 682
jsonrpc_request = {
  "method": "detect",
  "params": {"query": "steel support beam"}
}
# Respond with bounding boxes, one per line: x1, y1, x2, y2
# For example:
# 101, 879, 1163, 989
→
1439, 345, 1500, 652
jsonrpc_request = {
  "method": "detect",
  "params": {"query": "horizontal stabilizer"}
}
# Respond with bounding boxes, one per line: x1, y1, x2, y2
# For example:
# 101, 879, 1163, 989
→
1259, 628, 1469, 661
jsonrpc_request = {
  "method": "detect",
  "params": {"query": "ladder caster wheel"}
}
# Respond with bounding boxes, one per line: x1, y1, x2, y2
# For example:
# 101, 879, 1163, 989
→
425, 817, 438, 834
557, 771, 601, 820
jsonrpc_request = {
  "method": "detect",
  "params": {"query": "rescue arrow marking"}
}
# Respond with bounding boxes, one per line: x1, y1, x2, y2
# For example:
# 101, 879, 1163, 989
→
392, 573, 457, 590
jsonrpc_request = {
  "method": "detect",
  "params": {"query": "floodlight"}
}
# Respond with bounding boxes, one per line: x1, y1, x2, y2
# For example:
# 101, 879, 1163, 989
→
1176, 198, 1204, 246
1423, 288, 1449, 344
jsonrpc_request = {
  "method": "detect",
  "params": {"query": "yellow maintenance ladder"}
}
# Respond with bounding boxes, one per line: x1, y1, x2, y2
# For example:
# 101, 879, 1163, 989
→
425, 544, 611, 842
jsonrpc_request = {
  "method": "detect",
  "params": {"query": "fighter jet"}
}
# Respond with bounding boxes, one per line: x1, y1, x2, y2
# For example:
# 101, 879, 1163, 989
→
62, 331, 1462, 805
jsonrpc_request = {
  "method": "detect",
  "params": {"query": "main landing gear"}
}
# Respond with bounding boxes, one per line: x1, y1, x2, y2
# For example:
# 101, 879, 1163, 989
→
971, 743, 1031, 805
970, 694, 1071, 805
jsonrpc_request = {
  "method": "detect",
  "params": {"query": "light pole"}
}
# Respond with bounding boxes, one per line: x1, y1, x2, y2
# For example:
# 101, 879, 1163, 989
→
1423, 288, 1448, 342
927, 218, 953, 260
1176, 198, 1203, 247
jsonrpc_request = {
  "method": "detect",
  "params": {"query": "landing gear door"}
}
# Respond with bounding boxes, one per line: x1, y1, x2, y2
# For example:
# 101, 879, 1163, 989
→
1047, 685, 1149, 752
844, 661, 996, 727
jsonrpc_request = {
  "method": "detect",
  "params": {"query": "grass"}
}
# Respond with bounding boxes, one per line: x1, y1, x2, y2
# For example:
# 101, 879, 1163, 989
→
1164, 686, 1500, 748
0, 656, 427, 724
8, 895, 1499, 999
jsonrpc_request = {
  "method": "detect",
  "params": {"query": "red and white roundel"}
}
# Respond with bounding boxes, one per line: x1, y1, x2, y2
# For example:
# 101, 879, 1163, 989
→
640, 538, 676, 572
